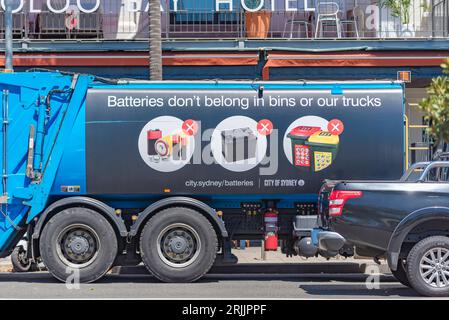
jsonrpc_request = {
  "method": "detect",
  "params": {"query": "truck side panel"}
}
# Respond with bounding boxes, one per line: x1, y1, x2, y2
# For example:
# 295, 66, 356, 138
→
82, 85, 405, 197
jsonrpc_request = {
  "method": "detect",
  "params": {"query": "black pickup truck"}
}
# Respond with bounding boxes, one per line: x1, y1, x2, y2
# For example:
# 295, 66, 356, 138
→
316, 161, 449, 297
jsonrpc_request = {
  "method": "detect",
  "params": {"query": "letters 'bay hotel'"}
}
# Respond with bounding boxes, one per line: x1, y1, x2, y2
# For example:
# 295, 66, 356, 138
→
2, 0, 448, 161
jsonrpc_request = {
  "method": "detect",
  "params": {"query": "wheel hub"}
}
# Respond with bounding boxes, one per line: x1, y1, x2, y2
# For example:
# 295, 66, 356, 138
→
16, 247, 30, 267
57, 224, 100, 268
69, 236, 90, 255
157, 223, 201, 268
419, 247, 449, 288
169, 236, 188, 254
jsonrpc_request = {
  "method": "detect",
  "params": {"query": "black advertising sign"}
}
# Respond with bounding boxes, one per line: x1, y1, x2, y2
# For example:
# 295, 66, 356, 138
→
85, 87, 404, 195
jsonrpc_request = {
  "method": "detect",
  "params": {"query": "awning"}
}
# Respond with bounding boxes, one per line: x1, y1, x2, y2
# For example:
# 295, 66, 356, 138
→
162, 52, 259, 66
263, 51, 449, 80
2, 52, 260, 67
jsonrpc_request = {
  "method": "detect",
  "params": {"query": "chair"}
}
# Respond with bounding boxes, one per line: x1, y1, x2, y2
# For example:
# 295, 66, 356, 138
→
314, 0, 342, 38
38, 12, 66, 38
340, 7, 360, 38
283, 11, 311, 38
37, 11, 102, 39
76, 12, 103, 38
0, 11, 25, 38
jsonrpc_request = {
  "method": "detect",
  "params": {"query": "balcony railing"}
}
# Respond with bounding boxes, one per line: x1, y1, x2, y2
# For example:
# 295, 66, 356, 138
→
433, 0, 449, 37
0, 0, 448, 40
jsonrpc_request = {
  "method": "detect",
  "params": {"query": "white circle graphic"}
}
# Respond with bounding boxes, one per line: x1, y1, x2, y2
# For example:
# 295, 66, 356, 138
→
211, 116, 267, 172
138, 116, 195, 172
283, 116, 329, 164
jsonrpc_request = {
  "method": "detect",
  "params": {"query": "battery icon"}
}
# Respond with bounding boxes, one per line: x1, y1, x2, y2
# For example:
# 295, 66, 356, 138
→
287, 126, 321, 169
305, 131, 339, 172
147, 129, 162, 156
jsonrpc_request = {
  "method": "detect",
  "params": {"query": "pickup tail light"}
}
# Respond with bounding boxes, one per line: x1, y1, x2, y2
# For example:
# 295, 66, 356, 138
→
328, 190, 363, 217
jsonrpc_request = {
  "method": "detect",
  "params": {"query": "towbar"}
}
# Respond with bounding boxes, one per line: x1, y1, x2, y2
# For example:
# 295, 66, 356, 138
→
311, 228, 346, 253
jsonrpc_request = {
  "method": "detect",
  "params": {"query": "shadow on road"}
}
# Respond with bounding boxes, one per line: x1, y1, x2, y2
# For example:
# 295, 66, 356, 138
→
212, 262, 365, 274
0, 271, 399, 285
298, 283, 418, 297
115, 262, 368, 276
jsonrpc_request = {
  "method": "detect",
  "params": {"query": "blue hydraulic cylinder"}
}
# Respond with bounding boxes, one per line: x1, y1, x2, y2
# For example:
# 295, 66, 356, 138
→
33, 97, 46, 173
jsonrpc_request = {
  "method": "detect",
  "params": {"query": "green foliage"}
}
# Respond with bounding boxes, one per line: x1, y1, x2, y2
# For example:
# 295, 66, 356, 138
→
420, 0, 430, 12
418, 59, 449, 148
381, 0, 412, 24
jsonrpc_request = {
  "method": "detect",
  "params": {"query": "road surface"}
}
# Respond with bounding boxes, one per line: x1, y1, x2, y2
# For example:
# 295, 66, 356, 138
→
0, 247, 434, 299
0, 271, 422, 299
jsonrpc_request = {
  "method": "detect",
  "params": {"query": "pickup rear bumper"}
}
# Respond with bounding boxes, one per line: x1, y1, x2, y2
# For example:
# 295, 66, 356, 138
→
311, 228, 346, 253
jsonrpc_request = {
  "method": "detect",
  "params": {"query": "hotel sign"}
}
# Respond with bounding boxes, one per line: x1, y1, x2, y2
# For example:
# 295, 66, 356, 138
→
0, 0, 317, 13
1, 0, 102, 13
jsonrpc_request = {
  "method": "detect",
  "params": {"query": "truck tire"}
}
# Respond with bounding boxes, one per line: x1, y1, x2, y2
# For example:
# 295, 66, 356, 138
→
39, 207, 118, 283
11, 245, 34, 272
391, 259, 410, 287
406, 236, 449, 297
139, 207, 218, 283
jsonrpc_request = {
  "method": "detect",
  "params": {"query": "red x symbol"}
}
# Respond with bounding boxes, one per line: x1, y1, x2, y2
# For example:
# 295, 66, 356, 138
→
257, 119, 273, 136
327, 119, 344, 136
182, 119, 198, 136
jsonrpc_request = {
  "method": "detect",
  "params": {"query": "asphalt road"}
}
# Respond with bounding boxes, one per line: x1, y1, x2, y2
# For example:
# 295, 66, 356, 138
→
0, 271, 423, 299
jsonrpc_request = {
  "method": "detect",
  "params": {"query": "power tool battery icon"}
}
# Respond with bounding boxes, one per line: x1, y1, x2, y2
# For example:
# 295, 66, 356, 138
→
147, 129, 188, 162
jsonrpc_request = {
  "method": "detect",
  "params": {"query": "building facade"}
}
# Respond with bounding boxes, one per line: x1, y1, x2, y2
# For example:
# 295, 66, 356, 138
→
2, 0, 449, 162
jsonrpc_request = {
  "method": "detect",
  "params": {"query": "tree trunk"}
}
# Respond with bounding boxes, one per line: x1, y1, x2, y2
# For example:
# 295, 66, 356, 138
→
149, 0, 162, 80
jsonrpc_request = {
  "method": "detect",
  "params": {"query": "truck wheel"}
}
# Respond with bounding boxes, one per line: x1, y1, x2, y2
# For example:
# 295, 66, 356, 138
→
391, 259, 410, 287
39, 208, 118, 283
406, 236, 449, 297
139, 207, 218, 283
11, 246, 33, 272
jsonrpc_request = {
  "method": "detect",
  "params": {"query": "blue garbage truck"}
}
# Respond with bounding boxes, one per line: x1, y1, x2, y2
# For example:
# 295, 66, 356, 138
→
0, 71, 405, 282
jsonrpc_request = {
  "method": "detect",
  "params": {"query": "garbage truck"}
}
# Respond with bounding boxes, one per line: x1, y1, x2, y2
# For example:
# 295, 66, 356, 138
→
0, 71, 405, 283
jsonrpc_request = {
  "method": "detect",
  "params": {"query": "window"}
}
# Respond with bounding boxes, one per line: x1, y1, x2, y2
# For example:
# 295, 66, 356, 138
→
170, 0, 241, 24
424, 166, 449, 182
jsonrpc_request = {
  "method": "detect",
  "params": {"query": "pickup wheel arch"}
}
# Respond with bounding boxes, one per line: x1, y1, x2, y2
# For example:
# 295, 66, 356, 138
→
129, 196, 228, 240
31, 196, 128, 241
387, 207, 449, 271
